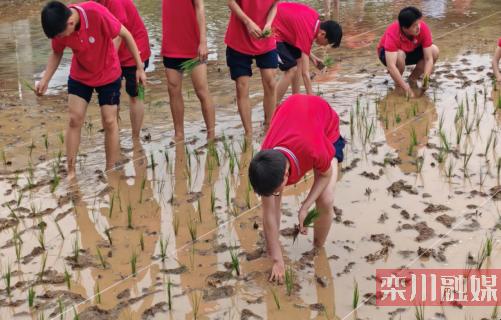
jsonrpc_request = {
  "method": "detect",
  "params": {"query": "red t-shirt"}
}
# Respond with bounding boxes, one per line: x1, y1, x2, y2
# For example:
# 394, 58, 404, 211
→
273, 2, 319, 55
52, 2, 122, 87
377, 20, 433, 53
97, 0, 150, 66
225, 0, 277, 55
261, 94, 340, 185
161, 0, 199, 58
498, 37, 501, 47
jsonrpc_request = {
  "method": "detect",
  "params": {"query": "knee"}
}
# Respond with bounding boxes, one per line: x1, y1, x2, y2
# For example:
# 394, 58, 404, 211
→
236, 79, 248, 97
432, 45, 440, 62
194, 84, 210, 102
167, 79, 182, 95
317, 192, 334, 209
102, 114, 117, 131
263, 77, 276, 93
68, 114, 84, 129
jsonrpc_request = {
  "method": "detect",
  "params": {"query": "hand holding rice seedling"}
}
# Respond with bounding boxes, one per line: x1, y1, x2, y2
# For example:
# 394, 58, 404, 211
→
293, 208, 320, 243
137, 83, 145, 101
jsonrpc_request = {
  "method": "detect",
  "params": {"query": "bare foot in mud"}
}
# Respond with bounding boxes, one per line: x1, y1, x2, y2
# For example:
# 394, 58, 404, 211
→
66, 171, 76, 182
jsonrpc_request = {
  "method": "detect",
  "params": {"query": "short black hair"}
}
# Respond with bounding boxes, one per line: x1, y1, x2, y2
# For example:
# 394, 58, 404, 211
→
248, 150, 287, 197
41, 1, 72, 38
398, 6, 422, 29
320, 20, 343, 48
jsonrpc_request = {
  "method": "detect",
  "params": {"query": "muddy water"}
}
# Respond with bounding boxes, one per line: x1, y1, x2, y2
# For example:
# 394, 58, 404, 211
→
1, 0, 501, 319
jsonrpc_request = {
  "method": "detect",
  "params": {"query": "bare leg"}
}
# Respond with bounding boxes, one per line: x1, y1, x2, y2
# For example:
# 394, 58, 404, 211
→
235, 76, 252, 136
66, 94, 88, 180
409, 44, 440, 82
100, 104, 120, 171
313, 158, 338, 247
191, 63, 216, 140
260, 68, 277, 128
129, 96, 144, 141
276, 66, 297, 104
291, 66, 301, 94
165, 68, 185, 141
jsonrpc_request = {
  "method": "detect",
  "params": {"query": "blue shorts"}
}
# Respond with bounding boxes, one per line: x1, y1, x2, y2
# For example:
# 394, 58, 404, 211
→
68, 77, 121, 106
378, 46, 424, 66
226, 46, 278, 80
163, 56, 193, 71
277, 42, 302, 71
333, 136, 346, 163
121, 59, 149, 97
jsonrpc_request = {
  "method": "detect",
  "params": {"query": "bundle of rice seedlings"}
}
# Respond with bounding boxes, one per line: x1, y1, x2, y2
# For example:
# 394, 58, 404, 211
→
180, 58, 200, 73
293, 208, 320, 243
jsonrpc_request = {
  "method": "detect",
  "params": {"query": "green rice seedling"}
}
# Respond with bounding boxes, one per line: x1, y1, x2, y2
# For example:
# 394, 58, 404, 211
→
261, 29, 273, 38
95, 281, 101, 304
323, 56, 334, 68
180, 58, 200, 73
210, 188, 216, 214
395, 113, 401, 124
188, 218, 198, 242
491, 304, 498, 320
137, 83, 145, 101
108, 193, 115, 218
73, 236, 80, 262
173, 214, 180, 236
159, 237, 168, 262
463, 149, 473, 177
150, 153, 156, 171
436, 148, 446, 164
415, 304, 425, 320
127, 204, 133, 229
16, 190, 23, 208
39, 252, 47, 281
456, 125, 463, 146
3, 264, 11, 297
58, 131, 64, 145
96, 247, 107, 269
21, 78, 36, 92
73, 306, 79, 320
485, 234, 493, 257
497, 158, 501, 183
130, 251, 138, 277
191, 291, 202, 320
28, 140, 35, 159
352, 279, 360, 309
245, 181, 252, 209
423, 75, 430, 88
57, 297, 64, 320
139, 177, 146, 204
285, 266, 295, 296
240, 137, 248, 153
485, 130, 495, 156
139, 232, 145, 251
197, 200, 202, 222
28, 286, 35, 308
164, 150, 169, 164
475, 238, 490, 270
225, 177, 230, 206
479, 166, 487, 187
167, 277, 172, 310
104, 228, 112, 246
64, 268, 71, 290
38, 228, 46, 251
222, 136, 230, 156
445, 160, 454, 179
43, 134, 49, 152
439, 130, 450, 153
229, 245, 240, 276
293, 208, 320, 243
415, 156, 425, 173
14, 237, 22, 262
411, 103, 418, 117
50, 165, 60, 193
208, 143, 220, 166
270, 288, 281, 310
6, 204, 18, 221
438, 112, 445, 132
0, 149, 6, 166
229, 151, 235, 174
117, 187, 123, 212
349, 109, 355, 137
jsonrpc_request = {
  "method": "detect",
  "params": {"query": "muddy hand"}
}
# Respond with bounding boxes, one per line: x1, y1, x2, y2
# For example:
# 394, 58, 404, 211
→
298, 208, 308, 235
198, 43, 208, 63
136, 68, 147, 87
269, 261, 285, 284
35, 79, 48, 96
246, 21, 262, 39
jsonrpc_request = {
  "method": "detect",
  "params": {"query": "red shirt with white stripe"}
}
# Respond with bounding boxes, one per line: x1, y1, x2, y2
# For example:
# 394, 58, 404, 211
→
377, 20, 433, 53
261, 94, 340, 185
161, 0, 199, 58
272, 2, 319, 55
225, 0, 277, 55
52, 2, 122, 87
96, 0, 150, 66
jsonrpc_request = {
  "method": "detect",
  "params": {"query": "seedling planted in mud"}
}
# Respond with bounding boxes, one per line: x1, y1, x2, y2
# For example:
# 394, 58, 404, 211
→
150, 153, 156, 171
285, 266, 295, 296
191, 291, 202, 320
108, 193, 115, 218
38, 228, 46, 251
14, 236, 22, 262
491, 304, 499, 320
270, 288, 281, 310
50, 165, 60, 193
130, 251, 138, 277
166, 277, 172, 310
28, 286, 35, 308
229, 245, 240, 276
140, 233, 145, 251
159, 237, 168, 262
139, 177, 146, 204
415, 304, 425, 320
104, 228, 112, 246
39, 252, 48, 281
64, 268, 71, 290
173, 214, 180, 236
415, 156, 425, 173
96, 247, 107, 269
293, 208, 320, 243
210, 188, 216, 214
352, 279, 360, 309
95, 282, 101, 304
245, 181, 252, 209
180, 58, 200, 73
127, 204, 133, 229
463, 149, 473, 177
225, 177, 230, 206
73, 237, 80, 262
3, 264, 11, 297
188, 218, 198, 242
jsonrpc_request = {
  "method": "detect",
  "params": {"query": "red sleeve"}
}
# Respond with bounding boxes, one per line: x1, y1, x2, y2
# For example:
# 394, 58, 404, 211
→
100, 6, 122, 38
383, 27, 399, 52
105, 0, 128, 25
498, 37, 501, 47
51, 38, 65, 53
313, 143, 333, 173
420, 21, 433, 48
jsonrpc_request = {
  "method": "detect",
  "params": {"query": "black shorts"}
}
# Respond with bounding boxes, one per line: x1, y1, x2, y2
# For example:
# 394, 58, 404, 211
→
378, 46, 424, 66
332, 136, 346, 163
121, 59, 149, 97
226, 46, 278, 80
68, 77, 121, 106
163, 56, 195, 71
277, 42, 302, 71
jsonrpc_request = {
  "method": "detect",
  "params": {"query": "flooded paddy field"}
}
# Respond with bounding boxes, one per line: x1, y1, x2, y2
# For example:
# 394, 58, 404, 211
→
0, 0, 501, 319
